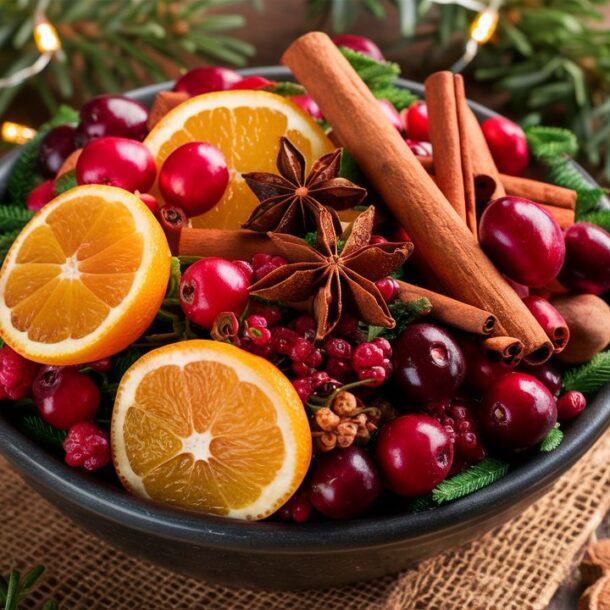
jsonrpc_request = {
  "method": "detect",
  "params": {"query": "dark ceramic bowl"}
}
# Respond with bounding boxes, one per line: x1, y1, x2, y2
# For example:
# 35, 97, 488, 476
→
0, 67, 609, 591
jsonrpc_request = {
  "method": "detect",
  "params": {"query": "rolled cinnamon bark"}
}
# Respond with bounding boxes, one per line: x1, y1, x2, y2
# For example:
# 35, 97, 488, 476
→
483, 336, 524, 366
397, 281, 496, 335
179, 228, 281, 259
282, 32, 553, 363
503, 174, 577, 210
539, 204, 575, 229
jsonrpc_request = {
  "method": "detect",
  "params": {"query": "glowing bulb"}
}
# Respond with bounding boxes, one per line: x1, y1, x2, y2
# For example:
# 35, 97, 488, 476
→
470, 9, 498, 44
1, 122, 37, 145
34, 21, 61, 53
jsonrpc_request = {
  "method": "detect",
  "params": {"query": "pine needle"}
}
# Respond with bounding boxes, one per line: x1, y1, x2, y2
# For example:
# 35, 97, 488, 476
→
563, 350, 610, 395
367, 297, 432, 341
0, 205, 33, 232
54, 170, 77, 195
579, 210, 610, 231
371, 85, 418, 111
0, 229, 20, 265
540, 423, 564, 453
432, 459, 509, 505
20, 416, 67, 450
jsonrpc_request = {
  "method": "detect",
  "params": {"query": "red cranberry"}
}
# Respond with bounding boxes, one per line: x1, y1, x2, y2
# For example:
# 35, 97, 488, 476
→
376, 414, 453, 496
518, 361, 562, 396
228, 75, 273, 90
556, 390, 587, 422
276, 491, 312, 523
504, 275, 530, 298
481, 116, 529, 176
26, 180, 55, 211
326, 358, 353, 381
289, 95, 323, 120
0, 345, 39, 400
392, 323, 465, 403
522, 295, 569, 351
402, 101, 429, 141
33, 367, 101, 430
158, 142, 228, 217
460, 338, 510, 395
479, 196, 565, 287
232, 260, 254, 283
405, 139, 433, 157
559, 223, 610, 295
251, 253, 288, 282
308, 446, 381, 519
375, 277, 398, 302
76, 137, 156, 192
353, 342, 384, 370
378, 99, 402, 132
136, 192, 158, 214
173, 66, 241, 96
84, 357, 112, 373
480, 372, 557, 450
63, 421, 110, 471
179, 257, 250, 329
331, 34, 384, 61
248, 301, 281, 326
324, 337, 352, 360
39, 125, 77, 177
78, 95, 148, 144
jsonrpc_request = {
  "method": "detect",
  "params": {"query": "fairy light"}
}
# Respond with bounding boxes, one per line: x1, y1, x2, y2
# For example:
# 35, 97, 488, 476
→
34, 20, 61, 53
1, 122, 37, 145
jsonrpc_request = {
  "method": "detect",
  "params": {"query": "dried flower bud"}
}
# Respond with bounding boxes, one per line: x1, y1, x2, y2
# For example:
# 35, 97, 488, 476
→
332, 391, 358, 416
313, 431, 337, 453
211, 311, 240, 342
336, 421, 358, 448
315, 407, 341, 432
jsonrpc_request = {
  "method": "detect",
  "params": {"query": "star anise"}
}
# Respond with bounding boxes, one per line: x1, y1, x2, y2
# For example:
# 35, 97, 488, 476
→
241, 136, 367, 234
249, 206, 413, 340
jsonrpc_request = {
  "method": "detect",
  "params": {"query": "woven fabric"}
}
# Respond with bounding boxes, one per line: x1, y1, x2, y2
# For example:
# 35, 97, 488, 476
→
3, 430, 610, 610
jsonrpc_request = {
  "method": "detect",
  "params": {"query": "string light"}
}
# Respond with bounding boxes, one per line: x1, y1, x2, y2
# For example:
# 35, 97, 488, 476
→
34, 20, 61, 53
1, 122, 37, 145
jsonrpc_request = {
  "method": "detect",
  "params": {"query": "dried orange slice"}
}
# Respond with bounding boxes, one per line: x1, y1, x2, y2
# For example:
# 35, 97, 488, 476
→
111, 340, 312, 520
0, 185, 170, 365
144, 90, 334, 230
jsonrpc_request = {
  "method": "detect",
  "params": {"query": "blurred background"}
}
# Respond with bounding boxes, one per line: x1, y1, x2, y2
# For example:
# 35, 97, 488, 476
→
1, 0, 609, 184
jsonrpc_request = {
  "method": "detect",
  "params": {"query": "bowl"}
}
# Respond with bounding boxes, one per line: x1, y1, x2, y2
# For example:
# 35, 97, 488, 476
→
0, 66, 609, 591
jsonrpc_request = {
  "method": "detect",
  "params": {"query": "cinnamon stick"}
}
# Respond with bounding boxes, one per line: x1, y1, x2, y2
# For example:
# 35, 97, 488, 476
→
397, 280, 496, 335
147, 90, 189, 130
282, 32, 552, 363
483, 336, 524, 366
539, 204, 575, 229
179, 228, 281, 259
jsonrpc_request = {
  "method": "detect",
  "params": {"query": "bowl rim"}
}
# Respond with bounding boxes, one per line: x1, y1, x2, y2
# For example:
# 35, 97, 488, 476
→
0, 66, 609, 554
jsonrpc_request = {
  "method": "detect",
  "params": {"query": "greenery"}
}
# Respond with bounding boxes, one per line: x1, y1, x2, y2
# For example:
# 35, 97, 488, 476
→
53, 170, 76, 195
540, 423, 564, 453
0, 0, 255, 117
563, 349, 610, 395
0, 565, 58, 610
367, 296, 432, 341
20, 416, 67, 450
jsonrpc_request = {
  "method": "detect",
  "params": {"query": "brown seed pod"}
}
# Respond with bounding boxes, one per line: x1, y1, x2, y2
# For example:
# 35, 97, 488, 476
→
581, 540, 610, 587
551, 295, 610, 364
578, 573, 610, 610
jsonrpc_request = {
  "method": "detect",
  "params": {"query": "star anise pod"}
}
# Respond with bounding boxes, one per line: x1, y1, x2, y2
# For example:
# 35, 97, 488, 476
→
241, 136, 367, 234
249, 206, 413, 339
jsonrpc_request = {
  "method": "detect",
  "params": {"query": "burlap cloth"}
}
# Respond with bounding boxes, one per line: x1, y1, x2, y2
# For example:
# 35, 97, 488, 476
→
3, 429, 610, 610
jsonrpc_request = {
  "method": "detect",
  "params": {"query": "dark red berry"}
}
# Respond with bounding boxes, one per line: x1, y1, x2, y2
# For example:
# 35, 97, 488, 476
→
405, 139, 433, 157
559, 223, 610, 295
291, 315, 316, 337
26, 180, 55, 211
292, 361, 316, 378
332, 34, 384, 61
39, 124, 77, 177
84, 358, 112, 373
460, 337, 509, 395
357, 365, 386, 387
248, 301, 282, 326
63, 421, 110, 471
376, 414, 453, 496
352, 342, 385, 370
33, 367, 101, 430
479, 196, 565, 287
480, 372, 557, 451
518, 361, 562, 396
228, 75, 274, 90
556, 390, 587, 422
522, 295, 569, 352
372, 337, 392, 358
324, 337, 352, 360
305, 348, 324, 369
156, 205, 187, 244
270, 326, 299, 355
392, 323, 465, 403
378, 99, 402, 132
308, 446, 381, 519
292, 377, 315, 402
288, 337, 314, 363
251, 253, 288, 282
276, 492, 312, 523
325, 357, 353, 381
232, 260, 254, 284
402, 101, 429, 141
289, 95, 323, 120
136, 192, 159, 214
375, 277, 398, 302
481, 116, 529, 176
0, 346, 39, 400
173, 66, 241, 96
179, 257, 250, 329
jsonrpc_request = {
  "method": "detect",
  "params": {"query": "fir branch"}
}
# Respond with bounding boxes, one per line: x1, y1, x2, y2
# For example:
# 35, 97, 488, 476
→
0, 229, 21, 266
338, 149, 366, 185
525, 125, 579, 159
563, 350, 610, 395
540, 423, 564, 453
165, 257, 182, 301
367, 297, 432, 341
370, 85, 418, 111
407, 494, 435, 513
0, 565, 57, 610
0, 205, 33, 232
266, 82, 306, 97
20, 416, 67, 450
432, 459, 510, 505
54, 170, 77, 195
339, 47, 400, 90
579, 210, 610, 232
111, 347, 145, 381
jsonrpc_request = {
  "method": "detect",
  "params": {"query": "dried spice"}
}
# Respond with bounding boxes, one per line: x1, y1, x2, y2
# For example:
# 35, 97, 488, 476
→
242, 136, 366, 234
249, 206, 412, 339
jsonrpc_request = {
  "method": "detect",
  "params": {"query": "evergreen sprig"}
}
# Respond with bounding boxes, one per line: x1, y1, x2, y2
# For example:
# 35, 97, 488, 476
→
431, 459, 510, 505
0, 229, 21, 266
540, 423, 564, 453
0, 206, 33, 232
367, 297, 432, 341
111, 348, 146, 381
20, 416, 67, 450
0, 565, 58, 610
54, 170, 77, 195
563, 350, 610, 395
579, 210, 610, 231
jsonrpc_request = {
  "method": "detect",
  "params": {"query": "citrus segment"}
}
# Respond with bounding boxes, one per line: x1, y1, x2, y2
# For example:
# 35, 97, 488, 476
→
144, 90, 334, 230
0, 185, 171, 365
112, 340, 312, 520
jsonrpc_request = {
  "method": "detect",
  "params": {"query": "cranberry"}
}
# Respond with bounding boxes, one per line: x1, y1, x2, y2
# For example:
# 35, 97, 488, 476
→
276, 491, 312, 523
326, 357, 353, 381
481, 116, 529, 176
136, 192, 159, 214
33, 367, 100, 430
0, 345, 39, 400
26, 180, 55, 211
402, 101, 429, 141
251, 253, 288, 282
556, 391, 587, 423
63, 421, 110, 471
39, 125, 77, 177
332, 34, 384, 61
158, 142, 228, 217
248, 301, 281, 326
84, 358, 112, 373
376, 414, 453, 496
405, 139, 433, 157
78, 95, 148, 144
324, 337, 352, 360
308, 446, 381, 519
179, 257, 250, 329
375, 277, 398, 302
480, 372, 557, 450
293, 377, 315, 403
479, 196, 565, 287
522, 295, 569, 351
173, 66, 241, 96
291, 315, 316, 337
460, 338, 509, 395
76, 137, 156, 192
504, 275, 530, 298
289, 95, 323, 120
392, 323, 465, 403
518, 361, 562, 396
372, 337, 392, 358
270, 326, 299, 355
156, 205, 187, 244
559, 223, 610, 295
289, 337, 314, 363
228, 75, 273, 90
378, 99, 402, 132
232, 260, 254, 284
